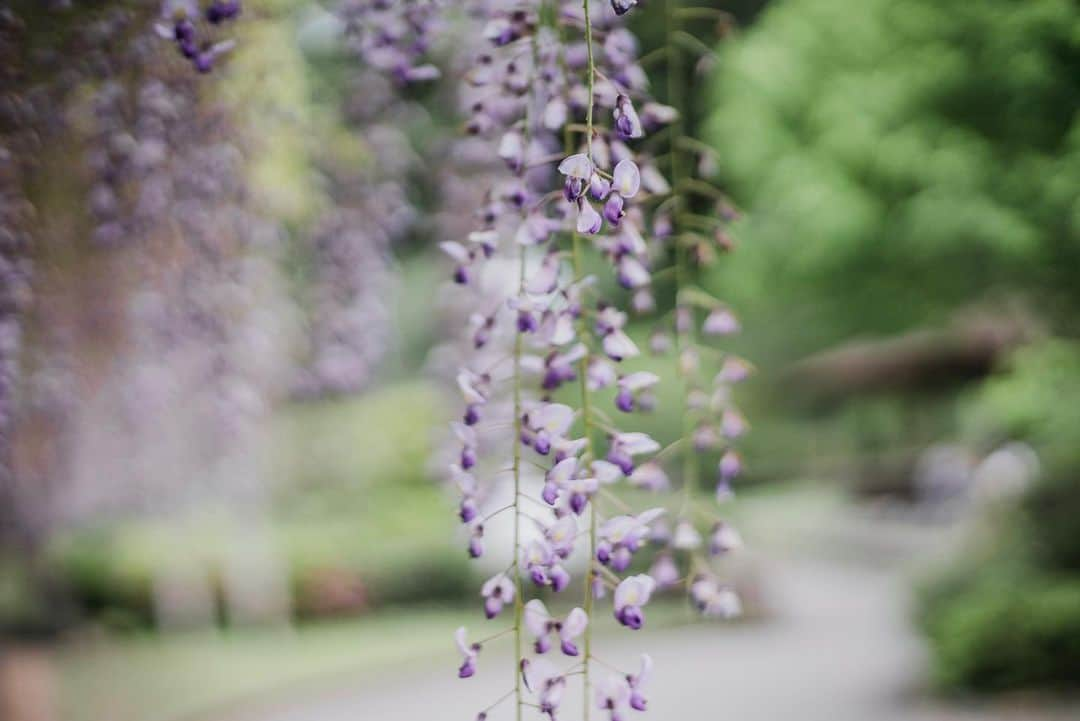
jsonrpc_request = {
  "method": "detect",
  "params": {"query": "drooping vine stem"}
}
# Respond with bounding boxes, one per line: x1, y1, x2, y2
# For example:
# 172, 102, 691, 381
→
666, 0, 700, 515
579, 1, 598, 717
512, 245, 525, 721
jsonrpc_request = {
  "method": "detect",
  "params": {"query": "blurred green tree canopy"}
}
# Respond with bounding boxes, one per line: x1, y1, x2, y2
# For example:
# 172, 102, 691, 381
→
705, 0, 1080, 364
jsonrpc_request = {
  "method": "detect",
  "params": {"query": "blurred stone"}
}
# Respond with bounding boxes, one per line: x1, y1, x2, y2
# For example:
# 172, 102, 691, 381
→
0, 647, 55, 721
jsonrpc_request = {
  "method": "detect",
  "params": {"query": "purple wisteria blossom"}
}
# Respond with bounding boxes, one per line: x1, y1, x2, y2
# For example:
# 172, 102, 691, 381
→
709, 521, 743, 556
691, 575, 742, 619
703, 306, 740, 336
544, 513, 578, 557
596, 672, 633, 721
524, 600, 588, 656
672, 519, 703, 551
481, 572, 516, 619
522, 658, 568, 720
626, 654, 653, 711
613, 573, 656, 630
606, 432, 660, 475
615, 371, 659, 413
456, 626, 480, 678
649, 553, 680, 589
597, 508, 664, 571
522, 402, 575, 455
627, 461, 669, 491
595, 307, 640, 361
613, 94, 643, 138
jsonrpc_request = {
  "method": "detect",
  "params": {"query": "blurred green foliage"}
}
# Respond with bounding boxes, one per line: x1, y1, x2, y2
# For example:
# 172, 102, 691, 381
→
706, 0, 1080, 363
921, 569, 1080, 692
917, 341, 1080, 691
963, 340, 1080, 466
707, 0, 1080, 692
960, 341, 1080, 574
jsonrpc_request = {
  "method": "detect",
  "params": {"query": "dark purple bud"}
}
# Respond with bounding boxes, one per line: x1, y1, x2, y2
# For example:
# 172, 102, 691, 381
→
615, 387, 634, 413
484, 596, 502, 619
530, 568, 549, 587
468, 536, 484, 558
459, 657, 477, 678
454, 265, 469, 285
517, 311, 538, 333
194, 51, 215, 74
561, 640, 579, 656
617, 605, 644, 630
603, 194, 625, 226
542, 481, 560, 506
459, 498, 478, 523
550, 565, 570, 592
569, 492, 588, 516
630, 693, 647, 711
174, 19, 196, 43
464, 404, 480, 425
607, 448, 634, 475
461, 447, 477, 469
534, 431, 552, 456
563, 177, 584, 202
206, 0, 242, 24
178, 36, 198, 59
534, 637, 552, 654
506, 187, 527, 209
596, 542, 611, 565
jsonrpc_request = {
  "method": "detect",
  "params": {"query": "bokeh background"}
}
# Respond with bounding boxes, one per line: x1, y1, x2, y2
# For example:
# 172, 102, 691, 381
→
1, 1, 1078, 720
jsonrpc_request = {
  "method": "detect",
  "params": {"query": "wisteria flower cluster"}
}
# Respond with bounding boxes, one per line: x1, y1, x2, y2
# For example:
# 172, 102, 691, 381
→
400, 0, 747, 719
341, 0, 444, 85
155, 0, 241, 73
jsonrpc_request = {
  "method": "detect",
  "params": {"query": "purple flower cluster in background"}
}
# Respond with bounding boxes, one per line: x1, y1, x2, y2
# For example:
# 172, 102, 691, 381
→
341, 0, 444, 85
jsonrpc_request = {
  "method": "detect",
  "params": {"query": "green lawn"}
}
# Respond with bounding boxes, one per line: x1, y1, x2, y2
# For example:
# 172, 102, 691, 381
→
54, 607, 461, 721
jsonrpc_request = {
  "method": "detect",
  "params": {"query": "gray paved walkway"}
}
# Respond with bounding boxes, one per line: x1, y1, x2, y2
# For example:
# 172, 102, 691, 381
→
223, 551, 1076, 721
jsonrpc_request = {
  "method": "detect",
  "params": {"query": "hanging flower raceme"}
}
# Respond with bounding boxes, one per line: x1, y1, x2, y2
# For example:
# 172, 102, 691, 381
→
426, 0, 750, 718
